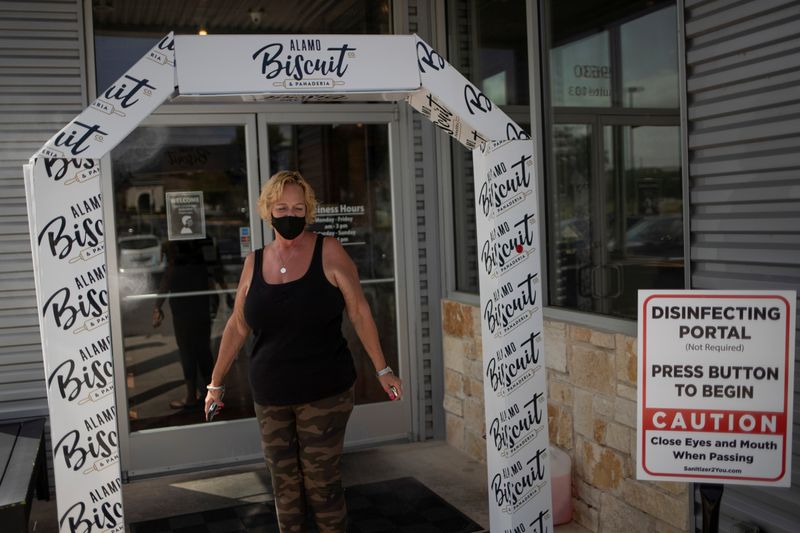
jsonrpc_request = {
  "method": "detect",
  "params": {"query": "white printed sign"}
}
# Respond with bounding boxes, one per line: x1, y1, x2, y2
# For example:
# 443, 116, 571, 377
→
166, 191, 206, 241
637, 290, 796, 486
474, 140, 553, 533
25, 34, 176, 533
174, 35, 421, 96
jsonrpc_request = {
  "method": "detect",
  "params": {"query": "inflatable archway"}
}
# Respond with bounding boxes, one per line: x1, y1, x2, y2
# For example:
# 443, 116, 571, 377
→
24, 33, 550, 533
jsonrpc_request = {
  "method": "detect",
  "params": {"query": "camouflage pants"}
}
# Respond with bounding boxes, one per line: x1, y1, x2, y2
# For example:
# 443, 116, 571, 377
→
255, 387, 354, 533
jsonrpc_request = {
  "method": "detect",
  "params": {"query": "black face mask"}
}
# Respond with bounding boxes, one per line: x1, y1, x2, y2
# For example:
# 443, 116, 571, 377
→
271, 215, 305, 240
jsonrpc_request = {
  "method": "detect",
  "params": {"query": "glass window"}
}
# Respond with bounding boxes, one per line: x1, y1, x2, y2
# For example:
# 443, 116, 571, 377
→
550, 31, 611, 107
544, 1, 684, 319
92, 0, 392, 94
621, 6, 679, 108
111, 125, 252, 431
448, 0, 530, 294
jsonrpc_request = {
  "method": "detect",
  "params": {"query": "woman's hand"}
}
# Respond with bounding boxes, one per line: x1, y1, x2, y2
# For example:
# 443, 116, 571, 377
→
204, 388, 225, 421
378, 373, 403, 401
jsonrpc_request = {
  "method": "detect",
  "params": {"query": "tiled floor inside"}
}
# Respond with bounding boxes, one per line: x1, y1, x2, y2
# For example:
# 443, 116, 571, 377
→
31, 441, 589, 532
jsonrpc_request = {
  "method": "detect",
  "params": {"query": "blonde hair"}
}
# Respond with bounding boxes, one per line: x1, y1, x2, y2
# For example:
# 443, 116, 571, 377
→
257, 170, 317, 225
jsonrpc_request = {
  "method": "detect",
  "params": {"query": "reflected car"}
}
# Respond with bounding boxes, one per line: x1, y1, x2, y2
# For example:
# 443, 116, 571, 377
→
118, 235, 166, 273
622, 214, 683, 259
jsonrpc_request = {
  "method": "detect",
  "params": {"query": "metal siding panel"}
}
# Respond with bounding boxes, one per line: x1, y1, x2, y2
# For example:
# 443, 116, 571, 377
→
686, 1, 800, 529
0, 0, 81, 420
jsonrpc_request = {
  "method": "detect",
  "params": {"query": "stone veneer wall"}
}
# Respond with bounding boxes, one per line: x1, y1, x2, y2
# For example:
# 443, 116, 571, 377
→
441, 299, 691, 532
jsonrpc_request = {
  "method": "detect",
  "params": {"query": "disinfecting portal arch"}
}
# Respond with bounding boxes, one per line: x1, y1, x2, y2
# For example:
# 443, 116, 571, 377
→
24, 33, 550, 533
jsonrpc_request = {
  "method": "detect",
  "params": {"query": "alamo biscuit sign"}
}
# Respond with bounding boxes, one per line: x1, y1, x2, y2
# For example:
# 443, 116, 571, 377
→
26, 34, 550, 533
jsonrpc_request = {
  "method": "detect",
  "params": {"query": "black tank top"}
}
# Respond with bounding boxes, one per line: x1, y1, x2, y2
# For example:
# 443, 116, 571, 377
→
244, 234, 356, 405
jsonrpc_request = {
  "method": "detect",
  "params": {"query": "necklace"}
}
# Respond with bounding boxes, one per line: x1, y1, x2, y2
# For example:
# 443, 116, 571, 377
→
274, 232, 304, 274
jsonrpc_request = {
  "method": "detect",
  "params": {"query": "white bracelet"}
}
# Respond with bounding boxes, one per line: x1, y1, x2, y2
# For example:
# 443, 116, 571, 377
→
376, 366, 393, 377
206, 384, 225, 391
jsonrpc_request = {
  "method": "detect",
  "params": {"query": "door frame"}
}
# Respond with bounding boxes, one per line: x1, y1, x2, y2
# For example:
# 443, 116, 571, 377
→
255, 109, 416, 448
104, 113, 262, 479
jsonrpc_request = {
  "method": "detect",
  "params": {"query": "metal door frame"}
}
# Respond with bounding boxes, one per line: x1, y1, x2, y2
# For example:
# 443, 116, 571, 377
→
104, 113, 262, 479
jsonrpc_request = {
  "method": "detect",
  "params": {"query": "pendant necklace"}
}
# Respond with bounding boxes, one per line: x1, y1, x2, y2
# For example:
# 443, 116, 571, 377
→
275, 232, 304, 274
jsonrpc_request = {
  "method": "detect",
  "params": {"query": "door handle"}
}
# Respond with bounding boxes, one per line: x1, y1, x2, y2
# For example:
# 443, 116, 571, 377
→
608, 264, 624, 299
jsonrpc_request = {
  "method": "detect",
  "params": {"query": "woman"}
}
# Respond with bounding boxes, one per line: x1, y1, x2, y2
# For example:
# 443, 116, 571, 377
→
205, 170, 402, 533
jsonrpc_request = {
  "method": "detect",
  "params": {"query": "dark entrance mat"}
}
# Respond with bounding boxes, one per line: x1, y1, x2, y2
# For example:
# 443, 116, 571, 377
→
129, 477, 484, 533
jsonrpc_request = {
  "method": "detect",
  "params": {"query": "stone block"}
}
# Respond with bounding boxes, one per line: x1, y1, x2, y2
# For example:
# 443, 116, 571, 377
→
443, 335, 467, 373
467, 358, 484, 382
655, 520, 688, 533
568, 344, 616, 396
446, 414, 465, 450
616, 383, 637, 401
464, 429, 487, 463
544, 335, 567, 372
574, 388, 594, 438
569, 325, 592, 343
547, 403, 574, 450
577, 437, 624, 490
443, 395, 463, 417
545, 319, 566, 336
463, 397, 485, 434
443, 299, 475, 338
465, 376, 484, 399
444, 368, 465, 398
605, 422, 631, 454
615, 335, 638, 384
548, 379, 573, 406
576, 479, 601, 508
590, 330, 616, 349
653, 481, 688, 498
599, 493, 654, 533
593, 396, 614, 417
573, 497, 599, 532
614, 397, 637, 428
621, 479, 688, 529
593, 418, 607, 443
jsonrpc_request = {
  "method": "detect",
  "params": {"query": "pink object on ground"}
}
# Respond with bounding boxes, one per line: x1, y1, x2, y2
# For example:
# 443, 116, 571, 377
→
550, 445, 573, 525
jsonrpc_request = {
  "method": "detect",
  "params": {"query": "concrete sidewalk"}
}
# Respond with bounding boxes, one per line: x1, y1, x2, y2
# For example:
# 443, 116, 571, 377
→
30, 441, 588, 532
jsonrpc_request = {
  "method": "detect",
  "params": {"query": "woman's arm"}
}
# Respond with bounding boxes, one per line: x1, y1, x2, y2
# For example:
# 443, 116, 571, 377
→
323, 237, 403, 399
204, 253, 254, 418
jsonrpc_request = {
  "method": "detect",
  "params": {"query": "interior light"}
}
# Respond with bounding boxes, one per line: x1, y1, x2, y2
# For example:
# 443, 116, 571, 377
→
198, 27, 208, 36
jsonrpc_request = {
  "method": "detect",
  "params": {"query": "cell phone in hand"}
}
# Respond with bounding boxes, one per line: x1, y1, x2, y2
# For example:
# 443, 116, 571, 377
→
207, 401, 220, 422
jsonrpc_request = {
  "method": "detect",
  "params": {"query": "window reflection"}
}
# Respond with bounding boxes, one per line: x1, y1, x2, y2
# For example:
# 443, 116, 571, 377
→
111, 125, 253, 431
545, 0, 683, 319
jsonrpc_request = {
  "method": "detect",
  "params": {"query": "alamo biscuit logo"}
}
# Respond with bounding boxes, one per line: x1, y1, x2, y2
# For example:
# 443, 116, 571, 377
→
491, 446, 548, 514
489, 391, 545, 458
40, 157, 100, 186
37, 193, 104, 263
481, 212, 536, 278
59, 477, 124, 533
252, 40, 356, 89
486, 330, 542, 397
42, 264, 109, 334
47, 334, 113, 405
91, 74, 156, 117
478, 153, 533, 219
483, 272, 539, 337
53, 405, 119, 475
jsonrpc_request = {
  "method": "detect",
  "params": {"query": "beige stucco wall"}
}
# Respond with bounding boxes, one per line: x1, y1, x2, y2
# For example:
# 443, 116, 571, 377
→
441, 298, 691, 532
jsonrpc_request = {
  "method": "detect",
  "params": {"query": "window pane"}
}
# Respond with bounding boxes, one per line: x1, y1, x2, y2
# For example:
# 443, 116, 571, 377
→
621, 6, 679, 108
605, 125, 683, 318
92, 0, 392, 94
548, 124, 594, 311
550, 32, 611, 107
111, 125, 253, 431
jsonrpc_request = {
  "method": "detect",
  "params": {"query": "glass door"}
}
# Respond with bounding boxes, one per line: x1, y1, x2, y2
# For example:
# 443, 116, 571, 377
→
548, 115, 683, 318
106, 114, 264, 478
257, 110, 413, 446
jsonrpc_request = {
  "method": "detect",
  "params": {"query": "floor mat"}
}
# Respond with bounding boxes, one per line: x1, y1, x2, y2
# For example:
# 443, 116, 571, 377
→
129, 477, 484, 532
